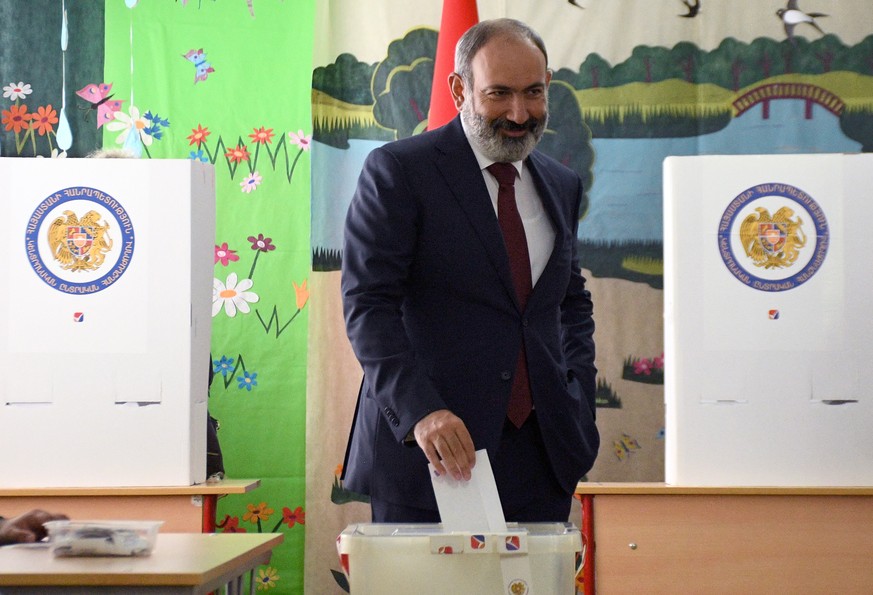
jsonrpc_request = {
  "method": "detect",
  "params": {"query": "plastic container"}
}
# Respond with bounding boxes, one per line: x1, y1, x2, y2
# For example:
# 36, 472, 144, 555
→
337, 522, 581, 594
44, 520, 163, 557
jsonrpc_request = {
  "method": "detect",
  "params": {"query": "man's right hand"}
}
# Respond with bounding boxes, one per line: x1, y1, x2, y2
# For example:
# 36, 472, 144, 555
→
413, 409, 476, 481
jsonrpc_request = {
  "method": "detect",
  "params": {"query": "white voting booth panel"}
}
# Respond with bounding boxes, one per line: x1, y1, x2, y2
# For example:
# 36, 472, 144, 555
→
338, 523, 581, 595
664, 154, 873, 486
0, 158, 214, 488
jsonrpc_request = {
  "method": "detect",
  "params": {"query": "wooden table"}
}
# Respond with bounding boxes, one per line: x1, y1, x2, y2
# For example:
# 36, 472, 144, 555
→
0, 479, 260, 533
0, 532, 282, 594
575, 482, 873, 594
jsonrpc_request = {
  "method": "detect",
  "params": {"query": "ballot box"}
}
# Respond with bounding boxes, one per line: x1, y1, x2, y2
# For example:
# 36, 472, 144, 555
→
0, 158, 214, 488
663, 154, 873, 486
337, 523, 581, 594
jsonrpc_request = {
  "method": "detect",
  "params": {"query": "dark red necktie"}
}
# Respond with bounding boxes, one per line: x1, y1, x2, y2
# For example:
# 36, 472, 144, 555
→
487, 162, 533, 428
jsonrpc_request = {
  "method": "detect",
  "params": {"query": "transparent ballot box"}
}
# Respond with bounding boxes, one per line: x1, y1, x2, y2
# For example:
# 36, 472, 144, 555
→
337, 522, 581, 594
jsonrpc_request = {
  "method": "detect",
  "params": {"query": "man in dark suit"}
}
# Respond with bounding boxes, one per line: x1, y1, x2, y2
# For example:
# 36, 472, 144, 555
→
341, 18, 599, 523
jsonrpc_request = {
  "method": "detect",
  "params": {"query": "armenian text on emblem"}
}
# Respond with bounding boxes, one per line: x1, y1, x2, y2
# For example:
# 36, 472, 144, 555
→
47, 210, 113, 272
25, 186, 135, 295
717, 182, 828, 292
739, 206, 806, 270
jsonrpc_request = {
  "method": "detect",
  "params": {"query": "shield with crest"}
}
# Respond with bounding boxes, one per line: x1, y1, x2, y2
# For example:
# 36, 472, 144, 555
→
758, 222, 786, 253
66, 225, 95, 259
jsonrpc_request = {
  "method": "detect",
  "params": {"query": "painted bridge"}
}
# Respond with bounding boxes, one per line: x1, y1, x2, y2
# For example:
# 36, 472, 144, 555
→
732, 82, 845, 119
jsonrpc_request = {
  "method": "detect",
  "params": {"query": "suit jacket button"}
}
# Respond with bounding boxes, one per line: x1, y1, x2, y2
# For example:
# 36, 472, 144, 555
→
500, 371, 511, 381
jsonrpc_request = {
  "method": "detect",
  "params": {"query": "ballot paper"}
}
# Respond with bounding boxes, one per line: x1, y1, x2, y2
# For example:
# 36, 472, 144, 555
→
429, 449, 508, 533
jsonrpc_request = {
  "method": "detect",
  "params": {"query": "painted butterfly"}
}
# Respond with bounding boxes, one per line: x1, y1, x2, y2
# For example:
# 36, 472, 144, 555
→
183, 49, 215, 83
75, 83, 123, 128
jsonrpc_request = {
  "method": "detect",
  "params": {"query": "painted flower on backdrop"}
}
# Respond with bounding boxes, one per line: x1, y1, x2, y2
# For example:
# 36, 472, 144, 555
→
187, 123, 211, 147
36, 149, 67, 159
248, 234, 275, 252
31, 105, 58, 136
249, 126, 274, 144
282, 506, 305, 528
241, 171, 262, 193
213, 355, 235, 378
633, 359, 653, 376
143, 111, 170, 140
214, 242, 240, 266
288, 129, 311, 151
189, 149, 209, 162
632, 353, 664, 376
212, 272, 259, 317
2, 104, 30, 134
106, 105, 153, 147
293, 279, 309, 310
256, 567, 280, 591
244, 502, 274, 524
216, 515, 247, 533
2, 82, 32, 101
245, 234, 276, 280
237, 370, 257, 391
2, 82, 65, 156
225, 143, 250, 164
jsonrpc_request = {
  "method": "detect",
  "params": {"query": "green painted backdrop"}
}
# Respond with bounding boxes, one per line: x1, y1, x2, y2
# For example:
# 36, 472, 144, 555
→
103, 2, 314, 592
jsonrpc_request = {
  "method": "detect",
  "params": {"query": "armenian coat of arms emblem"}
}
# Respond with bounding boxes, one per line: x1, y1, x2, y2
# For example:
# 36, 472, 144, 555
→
47, 210, 113, 272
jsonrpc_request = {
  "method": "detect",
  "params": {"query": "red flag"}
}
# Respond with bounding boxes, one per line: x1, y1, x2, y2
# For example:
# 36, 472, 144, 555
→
427, 0, 479, 130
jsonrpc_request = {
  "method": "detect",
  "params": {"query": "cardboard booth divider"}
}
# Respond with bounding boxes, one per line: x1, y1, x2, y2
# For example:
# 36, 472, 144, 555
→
0, 158, 214, 488
664, 154, 873, 486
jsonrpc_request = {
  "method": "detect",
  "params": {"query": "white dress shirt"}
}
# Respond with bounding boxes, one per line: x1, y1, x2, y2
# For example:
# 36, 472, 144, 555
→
462, 128, 556, 287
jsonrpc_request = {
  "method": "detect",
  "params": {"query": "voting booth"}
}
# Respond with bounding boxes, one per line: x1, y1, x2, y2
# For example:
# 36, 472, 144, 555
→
664, 154, 873, 486
0, 158, 214, 488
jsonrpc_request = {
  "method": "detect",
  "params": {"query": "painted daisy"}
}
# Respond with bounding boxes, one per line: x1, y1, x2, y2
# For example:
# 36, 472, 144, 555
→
212, 272, 259, 317
105, 105, 154, 147
3, 82, 32, 101
288, 129, 311, 151
36, 149, 68, 159
240, 172, 262, 193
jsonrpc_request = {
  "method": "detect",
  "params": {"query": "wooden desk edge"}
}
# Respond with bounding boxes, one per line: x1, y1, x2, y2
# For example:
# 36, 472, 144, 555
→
575, 481, 873, 496
0, 479, 261, 497
0, 533, 285, 587
199, 532, 284, 587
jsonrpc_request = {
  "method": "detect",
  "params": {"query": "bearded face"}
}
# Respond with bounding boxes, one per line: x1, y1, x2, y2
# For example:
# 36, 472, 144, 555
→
461, 95, 548, 162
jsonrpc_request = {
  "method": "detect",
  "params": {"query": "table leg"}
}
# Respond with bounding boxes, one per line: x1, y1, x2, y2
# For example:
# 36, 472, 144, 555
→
581, 494, 595, 595
203, 494, 217, 533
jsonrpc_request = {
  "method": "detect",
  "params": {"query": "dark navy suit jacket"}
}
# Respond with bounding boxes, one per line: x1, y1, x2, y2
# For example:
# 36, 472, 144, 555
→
341, 116, 599, 510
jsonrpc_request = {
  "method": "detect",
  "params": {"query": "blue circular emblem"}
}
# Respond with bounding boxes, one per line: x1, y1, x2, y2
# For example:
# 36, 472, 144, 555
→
717, 182, 828, 292
24, 186, 135, 295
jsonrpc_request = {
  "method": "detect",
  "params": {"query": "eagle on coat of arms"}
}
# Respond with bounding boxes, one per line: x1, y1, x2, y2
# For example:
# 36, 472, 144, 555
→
47, 210, 113, 272
739, 205, 806, 269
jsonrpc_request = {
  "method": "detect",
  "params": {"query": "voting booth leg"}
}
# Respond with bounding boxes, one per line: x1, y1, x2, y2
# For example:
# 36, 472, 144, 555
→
203, 495, 217, 533
578, 494, 595, 595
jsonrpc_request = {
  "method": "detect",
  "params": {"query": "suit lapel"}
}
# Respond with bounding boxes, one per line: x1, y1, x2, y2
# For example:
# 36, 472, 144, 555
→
433, 118, 520, 309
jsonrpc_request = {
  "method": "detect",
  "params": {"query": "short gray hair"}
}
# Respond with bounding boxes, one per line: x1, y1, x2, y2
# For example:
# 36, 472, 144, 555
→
88, 148, 136, 159
454, 18, 548, 85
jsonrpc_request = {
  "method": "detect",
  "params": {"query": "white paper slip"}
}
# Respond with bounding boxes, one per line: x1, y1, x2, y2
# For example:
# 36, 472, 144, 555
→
429, 449, 508, 533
